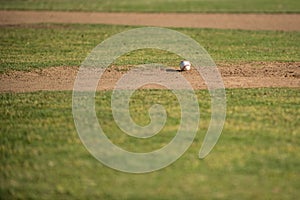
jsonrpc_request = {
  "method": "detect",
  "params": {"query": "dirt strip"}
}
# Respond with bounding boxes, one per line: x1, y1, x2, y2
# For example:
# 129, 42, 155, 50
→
0, 10, 300, 31
1, 62, 299, 93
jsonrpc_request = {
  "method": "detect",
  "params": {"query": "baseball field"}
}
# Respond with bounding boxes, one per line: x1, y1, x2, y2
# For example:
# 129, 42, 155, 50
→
0, 0, 299, 199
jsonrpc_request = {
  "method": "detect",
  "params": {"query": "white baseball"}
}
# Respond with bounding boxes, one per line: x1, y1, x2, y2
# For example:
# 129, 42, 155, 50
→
179, 60, 191, 71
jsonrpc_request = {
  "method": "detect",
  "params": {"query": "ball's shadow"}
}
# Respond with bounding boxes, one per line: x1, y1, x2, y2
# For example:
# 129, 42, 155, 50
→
166, 68, 182, 72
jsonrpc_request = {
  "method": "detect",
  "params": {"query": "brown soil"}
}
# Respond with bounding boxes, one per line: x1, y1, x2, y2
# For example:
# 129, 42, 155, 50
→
0, 11, 299, 92
1, 10, 300, 31
1, 62, 299, 93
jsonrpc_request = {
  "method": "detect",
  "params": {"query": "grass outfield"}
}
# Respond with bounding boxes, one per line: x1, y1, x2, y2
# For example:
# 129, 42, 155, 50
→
0, 24, 299, 73
0, 7, 299, 198
0, 0, 299, 13
1, 88, 299, 199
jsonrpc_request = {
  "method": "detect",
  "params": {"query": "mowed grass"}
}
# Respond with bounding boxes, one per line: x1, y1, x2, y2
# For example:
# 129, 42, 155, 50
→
0, 7, 299, 199
0, 0, 299, 13
1, 88, 299, 199
0, 24, 299, 73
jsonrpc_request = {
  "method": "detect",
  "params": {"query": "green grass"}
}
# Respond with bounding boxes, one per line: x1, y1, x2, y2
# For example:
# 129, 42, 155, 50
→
1, 4, 299, 198
0, 24, 299, 73
1, 88, 299, 199
0, 0, 299, 13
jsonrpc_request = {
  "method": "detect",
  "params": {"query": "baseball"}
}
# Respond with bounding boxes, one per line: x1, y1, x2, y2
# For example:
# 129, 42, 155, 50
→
179, 60, 191, 71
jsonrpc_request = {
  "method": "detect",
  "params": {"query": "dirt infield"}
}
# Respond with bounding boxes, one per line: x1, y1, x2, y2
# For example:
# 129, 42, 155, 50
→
0, 11, 299, 92
1, 62, 299, 93
1, 10, 300, 31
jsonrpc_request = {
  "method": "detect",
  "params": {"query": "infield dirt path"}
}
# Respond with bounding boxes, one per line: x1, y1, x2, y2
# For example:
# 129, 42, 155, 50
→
1, 62, 299, 92
1, 10, 300, 31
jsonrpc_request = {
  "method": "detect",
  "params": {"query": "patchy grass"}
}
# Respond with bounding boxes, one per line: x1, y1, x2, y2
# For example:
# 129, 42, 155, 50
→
0, 88, 299, 199
0, 0, 299, 13
0, 24, 299, 73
